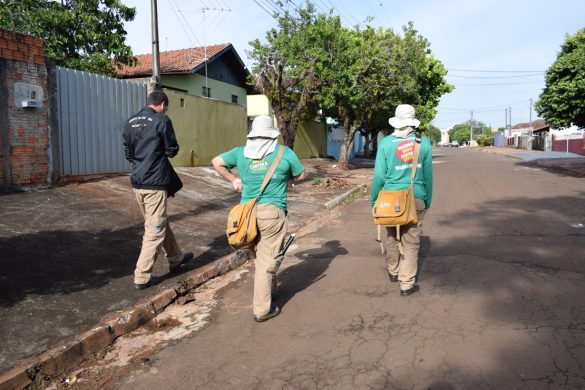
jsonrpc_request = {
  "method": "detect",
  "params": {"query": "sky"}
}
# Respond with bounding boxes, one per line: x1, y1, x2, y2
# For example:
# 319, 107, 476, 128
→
122, 0, 585, 130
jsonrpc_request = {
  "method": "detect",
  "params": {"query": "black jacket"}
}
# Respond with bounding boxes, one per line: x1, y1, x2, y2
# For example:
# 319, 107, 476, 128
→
123, 107, 181, 195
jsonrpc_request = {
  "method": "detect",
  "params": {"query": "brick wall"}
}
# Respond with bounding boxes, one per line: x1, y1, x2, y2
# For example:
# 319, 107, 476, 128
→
0, 29, 50, 187
552, 133, 585, 156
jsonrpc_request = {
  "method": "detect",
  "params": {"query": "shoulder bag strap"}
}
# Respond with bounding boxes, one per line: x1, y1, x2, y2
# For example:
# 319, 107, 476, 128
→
410, 140, 420, 186
258, 145, 284, 196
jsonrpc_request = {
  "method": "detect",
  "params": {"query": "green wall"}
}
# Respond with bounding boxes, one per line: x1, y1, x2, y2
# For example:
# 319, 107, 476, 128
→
293, 120, 327, 159
162, 74, 247, 107
166, 90, 248, 167
165, 88, 326, 165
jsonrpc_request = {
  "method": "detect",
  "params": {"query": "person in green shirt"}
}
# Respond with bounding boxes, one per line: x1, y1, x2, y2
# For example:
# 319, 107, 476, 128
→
371, 104, 433, 297
212, 115, 306, 322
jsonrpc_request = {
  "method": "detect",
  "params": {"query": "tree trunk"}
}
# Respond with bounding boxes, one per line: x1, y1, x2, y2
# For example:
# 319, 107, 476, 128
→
338, 112, 358, 170
273, 109, 297, 149
281, 121, 296, 149
338, 130, 357, 170
363, 132, 372, 158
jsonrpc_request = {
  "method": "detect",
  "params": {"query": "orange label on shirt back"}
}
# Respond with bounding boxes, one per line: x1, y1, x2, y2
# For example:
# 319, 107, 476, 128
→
396, 140, 415, 163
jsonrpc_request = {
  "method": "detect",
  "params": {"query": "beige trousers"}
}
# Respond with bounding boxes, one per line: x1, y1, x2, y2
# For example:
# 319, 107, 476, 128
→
253, 203, 287, 316
133, 189, 183, 284
386, 198, 427, 290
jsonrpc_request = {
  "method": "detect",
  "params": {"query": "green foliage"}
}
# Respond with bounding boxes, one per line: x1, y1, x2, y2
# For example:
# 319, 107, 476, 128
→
450, 119, 490, 144
249, 2, 452, 163
424, 125, 441, 144
535, 27, 585, 128
248, 3, 341, 146
318, 22, 452, 167
449, 123, 471, 144
0, 0, 136, 75
476, 135, 494, 146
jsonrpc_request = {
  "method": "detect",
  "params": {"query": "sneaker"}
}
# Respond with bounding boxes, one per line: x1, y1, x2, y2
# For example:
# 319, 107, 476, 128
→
134, 276, 161, 290
400, 284, 420, 297
253, 305, 280, 322
169, 252, 194, 273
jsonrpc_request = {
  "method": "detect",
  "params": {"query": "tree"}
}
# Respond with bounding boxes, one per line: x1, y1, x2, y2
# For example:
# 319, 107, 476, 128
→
320, 23, 452, 169
535, 28, 585, 128
449, 123, 470, 145
449, 119, 489, 144
0, 0, 136, 75
248, 3, 341, 148
319, 26, 390, 169
425, 125, 441, 145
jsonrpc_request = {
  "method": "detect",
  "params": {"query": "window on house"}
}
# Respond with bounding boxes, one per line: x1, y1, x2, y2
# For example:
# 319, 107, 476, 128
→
231, 95, 238, 104
202, 86, 211, 97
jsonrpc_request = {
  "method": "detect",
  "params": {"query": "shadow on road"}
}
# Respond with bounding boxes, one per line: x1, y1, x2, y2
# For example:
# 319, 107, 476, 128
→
0, 226, 232, 308
275, 240, 348, 308
416, 194, 585, 388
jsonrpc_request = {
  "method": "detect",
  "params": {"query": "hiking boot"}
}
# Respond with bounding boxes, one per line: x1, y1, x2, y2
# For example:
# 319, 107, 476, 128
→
400, 284, 420, 297
134, 276, 161, 290
254, 305, 280, 322
388, 273, 399, 282
169, 252, 194, 274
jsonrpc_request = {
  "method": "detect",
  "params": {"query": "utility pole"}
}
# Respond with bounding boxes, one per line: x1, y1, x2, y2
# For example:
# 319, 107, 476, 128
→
469, 110, 474, 143
505, 108, 508, 129
508, 106, 512, 129
529, 98, 533, 129
149, 0, 161, 93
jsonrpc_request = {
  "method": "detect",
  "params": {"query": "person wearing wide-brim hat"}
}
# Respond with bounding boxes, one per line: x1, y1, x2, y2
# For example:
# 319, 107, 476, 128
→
371, 104, 433, 297
212, 115, 307, 322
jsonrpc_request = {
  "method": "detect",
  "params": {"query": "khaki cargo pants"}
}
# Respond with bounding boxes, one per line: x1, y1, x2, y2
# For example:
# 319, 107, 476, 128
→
253, 203, 287, 317
386, 198, 427, 290
133, 189, 183, 284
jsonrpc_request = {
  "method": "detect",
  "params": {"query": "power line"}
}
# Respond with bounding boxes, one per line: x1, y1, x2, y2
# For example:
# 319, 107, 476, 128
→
321, 0, 352, 25
447, 73, 544, 79
335, 0, 361, 25
377, 1, 392, 26
453, 81, 543, 86
169, 0, 203, 47
448, 68, 546, 73
253, 0, 280, 18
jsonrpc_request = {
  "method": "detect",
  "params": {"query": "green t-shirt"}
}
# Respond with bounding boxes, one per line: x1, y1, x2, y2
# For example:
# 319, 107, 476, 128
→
221, 145, 305, 211
370, 134, 433, 209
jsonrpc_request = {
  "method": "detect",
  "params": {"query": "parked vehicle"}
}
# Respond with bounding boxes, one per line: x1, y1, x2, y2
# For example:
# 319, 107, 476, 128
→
450, 140, 459, 147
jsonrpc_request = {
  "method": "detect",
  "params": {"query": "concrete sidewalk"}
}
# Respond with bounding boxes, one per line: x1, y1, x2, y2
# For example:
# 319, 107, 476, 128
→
480, 146, 585, 176
0, 159, 371, 388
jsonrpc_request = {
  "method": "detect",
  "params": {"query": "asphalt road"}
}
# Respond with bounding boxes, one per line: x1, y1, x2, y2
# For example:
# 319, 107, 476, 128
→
60, 148, 585, 389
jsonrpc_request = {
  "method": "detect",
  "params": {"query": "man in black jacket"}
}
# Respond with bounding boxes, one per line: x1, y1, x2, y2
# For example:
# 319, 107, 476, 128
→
123, 91, 192, 290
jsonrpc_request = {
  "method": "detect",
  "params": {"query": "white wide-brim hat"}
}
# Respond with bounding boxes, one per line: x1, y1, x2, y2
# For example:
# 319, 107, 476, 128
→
247, 115, 280, 138
388, 104, 420, 128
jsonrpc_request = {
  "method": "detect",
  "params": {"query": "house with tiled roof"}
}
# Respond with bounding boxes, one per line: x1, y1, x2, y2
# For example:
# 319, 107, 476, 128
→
117, 43, 253, 107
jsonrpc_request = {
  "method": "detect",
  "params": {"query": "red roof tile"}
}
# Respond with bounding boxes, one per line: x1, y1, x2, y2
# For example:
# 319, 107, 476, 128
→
511, 119, 547, 130
117, 44, 230, 77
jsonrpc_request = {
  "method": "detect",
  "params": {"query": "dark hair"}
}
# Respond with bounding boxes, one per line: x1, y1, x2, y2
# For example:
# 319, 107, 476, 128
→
147, 91, 169, 107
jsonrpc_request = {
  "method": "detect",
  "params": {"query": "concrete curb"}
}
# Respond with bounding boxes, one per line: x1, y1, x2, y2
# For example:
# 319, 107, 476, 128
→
323, 185, 367, 210
0, 249, 254, 390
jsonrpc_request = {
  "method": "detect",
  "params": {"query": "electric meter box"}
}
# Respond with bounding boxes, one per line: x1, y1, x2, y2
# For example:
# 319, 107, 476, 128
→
14, 83, 43, 109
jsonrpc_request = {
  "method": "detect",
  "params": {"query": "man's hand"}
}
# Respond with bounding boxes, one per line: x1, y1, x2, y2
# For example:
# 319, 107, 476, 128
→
212, 155, 242, 192
232, 178, 243, 192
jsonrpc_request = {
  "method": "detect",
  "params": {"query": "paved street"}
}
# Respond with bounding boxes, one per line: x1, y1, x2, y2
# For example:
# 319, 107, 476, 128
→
0, 159, 368, 380
66, 148, 585, 389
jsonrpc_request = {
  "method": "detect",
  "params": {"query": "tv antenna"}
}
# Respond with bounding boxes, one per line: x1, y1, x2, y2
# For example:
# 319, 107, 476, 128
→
183, 5, 231, 95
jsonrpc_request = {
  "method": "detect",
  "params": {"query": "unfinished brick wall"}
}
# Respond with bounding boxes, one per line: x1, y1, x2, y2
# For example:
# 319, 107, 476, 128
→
0, 29, 50, 187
